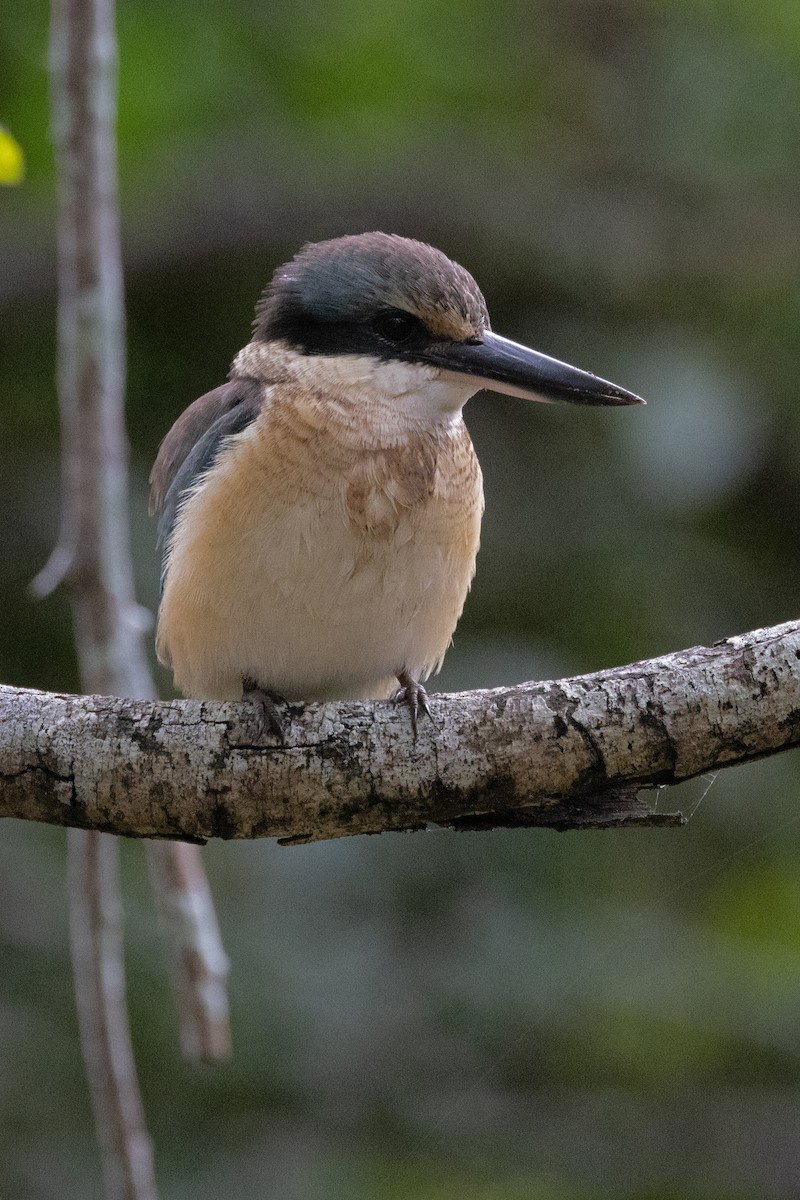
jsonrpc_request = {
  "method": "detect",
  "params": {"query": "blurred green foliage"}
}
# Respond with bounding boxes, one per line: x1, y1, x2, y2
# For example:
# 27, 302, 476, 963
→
3, 1, 800, 1196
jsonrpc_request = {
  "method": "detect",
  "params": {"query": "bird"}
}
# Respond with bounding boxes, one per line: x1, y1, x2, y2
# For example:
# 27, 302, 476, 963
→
150, 232, 643, 734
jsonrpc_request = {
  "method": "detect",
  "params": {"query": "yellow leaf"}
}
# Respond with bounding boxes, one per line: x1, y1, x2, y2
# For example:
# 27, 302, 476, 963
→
0, 127, 25, 185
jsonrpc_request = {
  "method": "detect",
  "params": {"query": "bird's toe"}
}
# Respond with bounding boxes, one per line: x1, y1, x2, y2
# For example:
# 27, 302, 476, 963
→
243, 680, 288, 744
394, 671, 432, 738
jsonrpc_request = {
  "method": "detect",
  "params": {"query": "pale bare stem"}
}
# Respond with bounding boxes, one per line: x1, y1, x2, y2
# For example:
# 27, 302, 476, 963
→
3, 621, 800, 841
49, 0, 160, 1190
69, 829, 158, 1200
29, 540, 77, 599
145, 842, 231, 1061
46, 0, 226, 1190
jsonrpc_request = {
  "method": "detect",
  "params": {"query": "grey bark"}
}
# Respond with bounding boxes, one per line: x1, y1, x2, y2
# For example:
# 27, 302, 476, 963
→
48, 0, 159, 1193
4, 620, 799, 843
46, 0, 232, 1192
46, 0, 229, 1078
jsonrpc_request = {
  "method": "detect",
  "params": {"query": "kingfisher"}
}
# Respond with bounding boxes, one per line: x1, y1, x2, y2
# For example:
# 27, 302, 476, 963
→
150, 232, 642, 732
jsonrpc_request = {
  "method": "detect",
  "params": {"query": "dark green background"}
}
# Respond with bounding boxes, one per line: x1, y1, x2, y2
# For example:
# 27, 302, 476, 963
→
3, 1, 800, 1195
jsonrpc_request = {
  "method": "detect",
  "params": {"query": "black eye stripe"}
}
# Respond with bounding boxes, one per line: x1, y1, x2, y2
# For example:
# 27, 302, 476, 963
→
257, 295, 439, 360
375, 309, 423, 344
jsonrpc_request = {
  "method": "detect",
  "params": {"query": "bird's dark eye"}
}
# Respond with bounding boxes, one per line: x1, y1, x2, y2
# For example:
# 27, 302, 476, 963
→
375, 309, 420, 344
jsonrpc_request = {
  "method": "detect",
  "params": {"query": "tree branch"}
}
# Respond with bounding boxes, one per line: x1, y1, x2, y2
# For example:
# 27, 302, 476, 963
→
68, 828, 157, 1200
4, 620, 799, 843
47, 0, 229, 1091
48, 0, 159, 1192
145, 841, 230, 1061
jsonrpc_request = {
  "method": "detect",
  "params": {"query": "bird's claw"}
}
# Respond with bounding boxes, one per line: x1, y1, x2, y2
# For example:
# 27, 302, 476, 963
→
243, 680, 288, 744
394, 672, 431, 738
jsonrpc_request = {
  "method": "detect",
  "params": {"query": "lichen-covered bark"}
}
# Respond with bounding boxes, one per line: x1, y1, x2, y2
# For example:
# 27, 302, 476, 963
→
3, 620, 799, 843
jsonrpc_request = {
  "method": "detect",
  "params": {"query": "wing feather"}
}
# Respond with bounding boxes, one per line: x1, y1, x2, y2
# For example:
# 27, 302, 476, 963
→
149, 378, 262, 515
150, 377, 262, 588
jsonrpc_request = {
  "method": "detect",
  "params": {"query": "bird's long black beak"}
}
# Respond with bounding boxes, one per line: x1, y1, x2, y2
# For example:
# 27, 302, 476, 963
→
425, 331, 644, 407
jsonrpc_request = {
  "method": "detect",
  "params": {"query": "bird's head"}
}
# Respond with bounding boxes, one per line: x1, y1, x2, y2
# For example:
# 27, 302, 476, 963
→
252, 232, 643, 420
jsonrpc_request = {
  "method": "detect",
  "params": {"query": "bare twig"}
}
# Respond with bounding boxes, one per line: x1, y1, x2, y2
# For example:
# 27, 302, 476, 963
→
3, 621, 800, 842
46, 0, 230, 1192
146, 842, 230, 1060
143, 844, 230, 1061
47, 0, 229, 1075
49, 0, 159, 1191
68, 828, 157, 1200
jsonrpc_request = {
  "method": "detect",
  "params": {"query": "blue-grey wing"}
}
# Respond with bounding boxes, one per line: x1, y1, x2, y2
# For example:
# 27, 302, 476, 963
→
150, 378, 262, 590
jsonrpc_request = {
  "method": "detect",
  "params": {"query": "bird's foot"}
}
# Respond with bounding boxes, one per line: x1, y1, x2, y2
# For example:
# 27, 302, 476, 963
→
243, 679, 288, 744
394, 671, 431, 738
